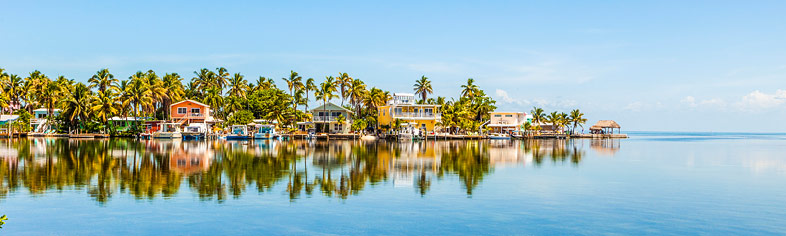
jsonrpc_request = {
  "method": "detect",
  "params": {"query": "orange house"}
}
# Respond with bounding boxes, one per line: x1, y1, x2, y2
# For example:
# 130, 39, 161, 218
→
170, 100, 212, 125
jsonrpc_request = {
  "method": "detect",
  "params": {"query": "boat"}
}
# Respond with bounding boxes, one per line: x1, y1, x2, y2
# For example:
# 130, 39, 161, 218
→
182, 123, 207, 140
488, 133, 511, 140
152, 123, 183, 139
225, 125, 251, 140
397, 123, 421, 141
253, 124, 277, 139
360, 135, 378, 141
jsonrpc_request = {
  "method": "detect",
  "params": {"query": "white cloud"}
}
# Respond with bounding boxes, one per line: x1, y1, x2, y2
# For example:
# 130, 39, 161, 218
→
624, 102, 643, 112
681, 96, 727, 109
495, 89, 528, 106
738, 89, 786, 109
681, 96, 697, 107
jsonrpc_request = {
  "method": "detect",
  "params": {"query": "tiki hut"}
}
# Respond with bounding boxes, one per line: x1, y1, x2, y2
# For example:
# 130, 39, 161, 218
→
589, 120, 621, 134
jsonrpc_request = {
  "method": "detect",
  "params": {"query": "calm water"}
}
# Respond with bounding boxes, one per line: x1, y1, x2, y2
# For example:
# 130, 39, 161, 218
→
1, 132, 785, 235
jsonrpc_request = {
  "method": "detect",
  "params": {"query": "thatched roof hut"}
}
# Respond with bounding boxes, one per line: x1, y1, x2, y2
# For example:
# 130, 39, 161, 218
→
590, 120, 621, 134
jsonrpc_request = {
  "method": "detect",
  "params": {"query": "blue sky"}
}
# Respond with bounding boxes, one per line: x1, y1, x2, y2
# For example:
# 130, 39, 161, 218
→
2, 1, 786, 132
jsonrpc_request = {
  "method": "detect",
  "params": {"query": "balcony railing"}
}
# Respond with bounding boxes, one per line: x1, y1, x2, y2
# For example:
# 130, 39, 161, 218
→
172, 112, 205, 118
392, 112, 441, 119
313, 116, 338, 122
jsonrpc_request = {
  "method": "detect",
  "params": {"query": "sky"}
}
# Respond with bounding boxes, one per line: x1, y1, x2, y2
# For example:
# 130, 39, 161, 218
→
2, 0, 786, 132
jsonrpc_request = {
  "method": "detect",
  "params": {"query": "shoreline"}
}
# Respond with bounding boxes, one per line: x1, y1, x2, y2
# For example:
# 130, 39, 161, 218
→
4, 132, 628, 140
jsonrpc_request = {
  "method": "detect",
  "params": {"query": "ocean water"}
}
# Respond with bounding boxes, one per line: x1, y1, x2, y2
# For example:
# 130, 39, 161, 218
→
0, 133, 784, 235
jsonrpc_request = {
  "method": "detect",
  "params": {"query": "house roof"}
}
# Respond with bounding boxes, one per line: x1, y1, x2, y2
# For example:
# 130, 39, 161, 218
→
491, 111, 526, 115
393, 93, 414, 97
590, 120, 621, 129
309, 102, 352, 113
109, 116, 144, 121
170, 99, 209, 108
33, 108, 61, 112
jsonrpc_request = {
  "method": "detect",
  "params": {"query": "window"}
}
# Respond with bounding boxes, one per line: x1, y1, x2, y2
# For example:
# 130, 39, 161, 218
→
177, 107, 187, 114
177, 159, 186, 166
494, 114, 502, 117
191, 158, 200, 165
191, 108, 200, 114
318, 112, 324, 116
331, 112, 341, 117
505, 115, 513, 117
394, 108, 403, 114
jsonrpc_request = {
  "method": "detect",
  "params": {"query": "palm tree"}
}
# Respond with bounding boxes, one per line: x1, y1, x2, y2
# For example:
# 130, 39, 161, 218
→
144, 70, 167, 116
530, 107, 545, 130
546, 111, 559, 132
413, 75, 433, 102
335, 114, 346, 133
315, 77, 338, 131
460, 78, 478, 98
569, 109, 586, 134
227, 73, 249, 98
0, 92, 8, 115
125, 76, 152, 121
115, 80, 131, 118
88, 69, 117, 93
283, 71, 303, 109
203, 86, 224, 119
61, 83, 93, 132
303, 78, 317, 112
92, 90, 118, 133
347, 78, 367, 116
4, 74, 23, 112
162, 73, 185, 120
255, 76, 276, 91
215, 67, 230, 91
40, 78, 61, 120
193, 68, 215, 92
558, 112, 570, 133
336, 72, 352, 106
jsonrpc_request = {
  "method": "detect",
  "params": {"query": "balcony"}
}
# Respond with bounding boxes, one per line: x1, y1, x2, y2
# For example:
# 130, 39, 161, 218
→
173, 112, 205, 119
313, 116, 338, 122
392, 112, 441, 119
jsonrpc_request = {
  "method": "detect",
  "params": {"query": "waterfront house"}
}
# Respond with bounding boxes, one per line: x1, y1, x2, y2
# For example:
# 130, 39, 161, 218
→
109, 117, 144, 132
488, 112, 528, 134
31, 108, 61, 133
377, 93, 441, 132
310, 102, 351, 133
169, 100, 220, 131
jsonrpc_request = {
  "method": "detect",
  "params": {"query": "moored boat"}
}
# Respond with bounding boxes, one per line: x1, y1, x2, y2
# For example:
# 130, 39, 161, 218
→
488, 133, 511, 140
226, 125, 251, 140
152, 123, 183, 139
182, 124, 207, 140
253, 124, 277, 139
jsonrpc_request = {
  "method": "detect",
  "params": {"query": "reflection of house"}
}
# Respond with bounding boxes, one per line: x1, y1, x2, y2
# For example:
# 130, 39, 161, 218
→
169, 100, 220, 130
488, 112, 528, 134
488, 143, 529, 166
310, 102, 351, 133
169, 143, 213, 174
31, 108, 60, 133
378, 93, 441, 131
590, 139, 620, 156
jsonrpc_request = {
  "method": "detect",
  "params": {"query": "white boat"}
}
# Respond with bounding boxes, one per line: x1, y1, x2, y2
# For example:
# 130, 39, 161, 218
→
182, 123, 207, 140
253, 124, 277, 139
488, 133, 511, 140
152, 123, 183, 139
226, 125, 251, 140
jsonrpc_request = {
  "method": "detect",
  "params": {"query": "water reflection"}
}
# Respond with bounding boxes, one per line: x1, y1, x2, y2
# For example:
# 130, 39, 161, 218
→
0, 138, 598, 203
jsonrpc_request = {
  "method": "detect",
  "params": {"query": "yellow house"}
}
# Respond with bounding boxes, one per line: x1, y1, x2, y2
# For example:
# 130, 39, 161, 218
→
378, 93, 441, 132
